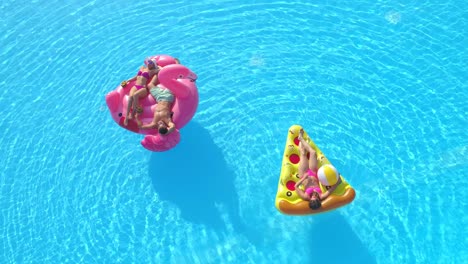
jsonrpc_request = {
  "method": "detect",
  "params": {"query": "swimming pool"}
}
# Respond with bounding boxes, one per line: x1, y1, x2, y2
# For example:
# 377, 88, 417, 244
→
1, 0, 466, 263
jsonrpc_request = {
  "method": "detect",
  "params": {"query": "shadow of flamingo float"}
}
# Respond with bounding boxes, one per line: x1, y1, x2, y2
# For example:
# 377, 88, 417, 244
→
105, 55, 198, 151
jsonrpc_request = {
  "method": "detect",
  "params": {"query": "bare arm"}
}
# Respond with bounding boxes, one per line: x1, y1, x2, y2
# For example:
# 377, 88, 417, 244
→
295, 187, 310, 201
123, 66, 149, 85
147, 67, 162, 88
165, 121, 176, 135
294, 174, 308, 189
294, 175, 310, 201
147, 75, 158, 88
125, 71, 139, 83
140, 123, 157, 130
127, 76, 137, 82
136, 119, 157, 130
121, 75, 137, 87
319, 177, 342, 200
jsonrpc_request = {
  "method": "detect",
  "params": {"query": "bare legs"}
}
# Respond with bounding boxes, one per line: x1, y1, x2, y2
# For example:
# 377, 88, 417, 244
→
298, 137, 310, 177
123, 87, 148, 126
131, 88, 147, 115
123, 87, 136, 126
298, 129, 318, 175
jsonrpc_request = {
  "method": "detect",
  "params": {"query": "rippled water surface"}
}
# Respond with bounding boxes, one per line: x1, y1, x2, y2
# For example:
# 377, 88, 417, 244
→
1, 0, 466, 263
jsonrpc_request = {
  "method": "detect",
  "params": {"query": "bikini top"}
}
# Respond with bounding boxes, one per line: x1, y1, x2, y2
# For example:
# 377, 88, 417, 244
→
137, 70, 151, 79
305, 186, 322, 195
305, 169, 322, 195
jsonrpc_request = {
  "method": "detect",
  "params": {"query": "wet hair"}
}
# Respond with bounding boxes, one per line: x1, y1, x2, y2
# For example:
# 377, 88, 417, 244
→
158, 126, 169, 135
308, 193, 322, 210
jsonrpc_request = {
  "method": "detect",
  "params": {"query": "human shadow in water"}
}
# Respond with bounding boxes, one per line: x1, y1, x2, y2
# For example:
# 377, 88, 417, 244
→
149, 122, 252, 238
309, 212, 376, 264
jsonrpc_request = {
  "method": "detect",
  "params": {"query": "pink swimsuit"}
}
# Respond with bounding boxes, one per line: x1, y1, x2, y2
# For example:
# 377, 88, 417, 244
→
137, 70, 151, 79
134, 70, 152, 90
305, 169, 322, 195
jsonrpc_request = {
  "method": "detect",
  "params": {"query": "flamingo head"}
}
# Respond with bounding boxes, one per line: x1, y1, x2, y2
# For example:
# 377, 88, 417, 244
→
160, 64, 198, 82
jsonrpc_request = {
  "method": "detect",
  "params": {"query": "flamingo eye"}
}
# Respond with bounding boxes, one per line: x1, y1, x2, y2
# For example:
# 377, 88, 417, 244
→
178, 74, 183, 78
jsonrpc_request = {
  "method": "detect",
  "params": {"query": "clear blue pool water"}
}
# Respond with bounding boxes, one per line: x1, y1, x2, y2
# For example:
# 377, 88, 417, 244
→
1, 0, 466, 263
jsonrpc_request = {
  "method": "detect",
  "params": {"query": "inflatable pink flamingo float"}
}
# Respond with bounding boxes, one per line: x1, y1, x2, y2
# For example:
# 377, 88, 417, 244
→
105, 55, 198, 152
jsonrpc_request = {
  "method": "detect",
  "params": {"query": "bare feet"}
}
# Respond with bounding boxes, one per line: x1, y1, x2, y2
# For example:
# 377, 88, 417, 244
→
298, 128, 305, 141
298, 129, 308, 145
123, 112, 133, 126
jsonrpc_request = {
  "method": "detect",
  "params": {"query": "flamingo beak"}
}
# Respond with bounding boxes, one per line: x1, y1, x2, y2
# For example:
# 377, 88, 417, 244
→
188, 72, 198, 82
